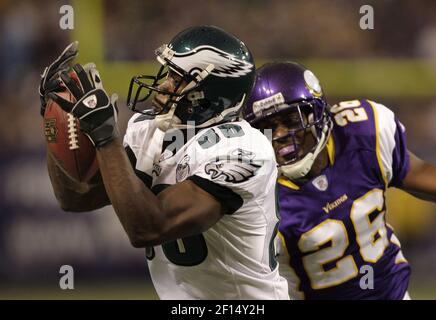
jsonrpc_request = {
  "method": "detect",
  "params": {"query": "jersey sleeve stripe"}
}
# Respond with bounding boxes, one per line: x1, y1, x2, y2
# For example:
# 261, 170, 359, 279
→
368, 100, 396, 187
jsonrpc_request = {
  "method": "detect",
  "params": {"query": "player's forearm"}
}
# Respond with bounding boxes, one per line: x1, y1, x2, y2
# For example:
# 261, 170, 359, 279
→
401, 152, 436, 202
47, 150, 110, 211
96, 138, 165, 247
401, 162, 436, 202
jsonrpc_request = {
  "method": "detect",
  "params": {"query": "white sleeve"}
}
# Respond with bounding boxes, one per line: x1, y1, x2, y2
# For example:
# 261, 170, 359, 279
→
193, 148, 277, 199
123, 113, 149, 153
123, 115, 163, 175
188, 123, 278, 213
371, 100, 410, 186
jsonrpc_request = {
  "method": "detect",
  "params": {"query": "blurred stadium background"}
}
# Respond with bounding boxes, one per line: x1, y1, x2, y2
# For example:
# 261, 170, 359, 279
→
1, 0, 436, 299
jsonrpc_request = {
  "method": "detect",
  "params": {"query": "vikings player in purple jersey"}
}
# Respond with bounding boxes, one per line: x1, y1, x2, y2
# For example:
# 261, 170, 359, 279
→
242, 62, 436, 300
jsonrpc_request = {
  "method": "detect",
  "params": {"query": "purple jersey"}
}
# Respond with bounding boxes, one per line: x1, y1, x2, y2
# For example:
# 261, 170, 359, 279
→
278, 99, 411, 300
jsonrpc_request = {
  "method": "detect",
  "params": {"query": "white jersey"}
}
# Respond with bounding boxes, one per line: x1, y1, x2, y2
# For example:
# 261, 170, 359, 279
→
123, 114, 289, 300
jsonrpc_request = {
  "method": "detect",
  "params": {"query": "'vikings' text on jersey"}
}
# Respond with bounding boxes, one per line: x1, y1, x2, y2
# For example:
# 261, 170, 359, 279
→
278, 99, 410, 300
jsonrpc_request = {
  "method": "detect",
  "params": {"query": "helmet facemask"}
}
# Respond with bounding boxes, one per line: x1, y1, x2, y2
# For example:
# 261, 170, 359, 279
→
276, 100, 328, 162
278, 100, 332, 180
127, 44, 214, 131
257, 98, 332, 180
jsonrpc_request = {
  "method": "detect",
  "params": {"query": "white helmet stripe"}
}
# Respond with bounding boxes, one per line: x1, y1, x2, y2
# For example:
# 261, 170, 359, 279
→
165, 45, 253, 78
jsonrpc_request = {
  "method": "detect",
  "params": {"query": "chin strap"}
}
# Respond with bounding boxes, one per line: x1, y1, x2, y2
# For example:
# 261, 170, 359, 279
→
155, 102, 179, 132
279, 118, 333, 180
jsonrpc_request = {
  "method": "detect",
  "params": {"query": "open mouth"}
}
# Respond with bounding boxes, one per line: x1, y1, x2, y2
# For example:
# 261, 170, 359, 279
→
276, 142, 308, 164
278, 144, 296, 157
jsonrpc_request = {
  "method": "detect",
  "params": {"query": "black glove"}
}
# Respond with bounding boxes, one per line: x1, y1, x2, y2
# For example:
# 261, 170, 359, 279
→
39, 41, 79, 116
48, 63, 119, 149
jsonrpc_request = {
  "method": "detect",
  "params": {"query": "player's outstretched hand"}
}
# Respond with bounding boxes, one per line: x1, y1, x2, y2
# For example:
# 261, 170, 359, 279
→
48, 63, 119, 149
39, 41, 79, 116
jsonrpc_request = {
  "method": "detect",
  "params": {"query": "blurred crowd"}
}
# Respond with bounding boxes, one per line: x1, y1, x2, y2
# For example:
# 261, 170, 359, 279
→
2, 0, 436, 151
1, 0, 436, 290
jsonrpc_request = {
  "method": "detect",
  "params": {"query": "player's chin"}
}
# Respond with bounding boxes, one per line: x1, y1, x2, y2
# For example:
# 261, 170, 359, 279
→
276, 156, 292, 167
278, 150, 307, 166
151, 101, 163, 113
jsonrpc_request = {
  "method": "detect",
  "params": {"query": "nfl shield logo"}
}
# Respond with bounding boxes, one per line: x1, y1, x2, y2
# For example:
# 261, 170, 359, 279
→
176, 155, 190, 182
312, 175, 328, 191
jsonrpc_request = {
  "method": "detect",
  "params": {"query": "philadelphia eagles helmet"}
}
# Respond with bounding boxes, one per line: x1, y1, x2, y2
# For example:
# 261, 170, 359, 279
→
127, 25, 255, 131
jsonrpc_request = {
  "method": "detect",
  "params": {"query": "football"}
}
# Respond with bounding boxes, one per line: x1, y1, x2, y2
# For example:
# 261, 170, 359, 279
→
43, 90, 99, 182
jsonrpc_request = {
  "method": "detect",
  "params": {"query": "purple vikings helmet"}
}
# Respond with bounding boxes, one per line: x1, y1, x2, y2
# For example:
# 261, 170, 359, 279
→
243, 62, 333, 180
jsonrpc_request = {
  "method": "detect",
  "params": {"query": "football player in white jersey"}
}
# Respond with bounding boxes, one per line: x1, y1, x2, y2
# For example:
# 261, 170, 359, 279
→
39, 26, 289, 299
